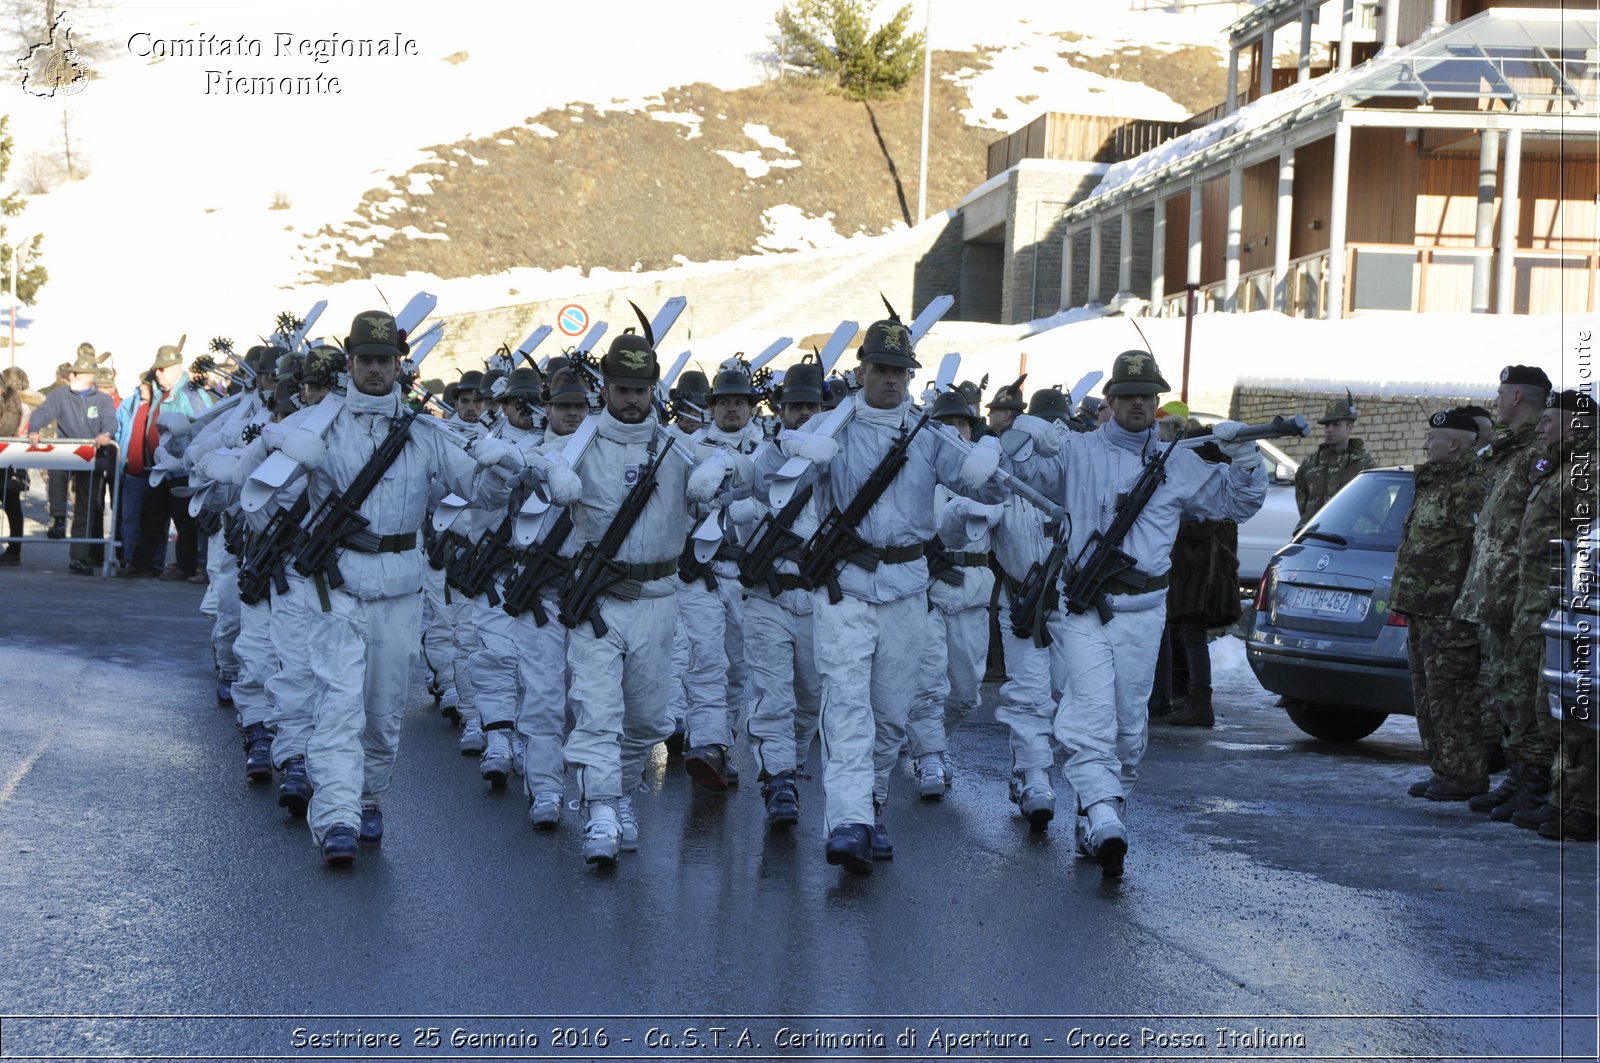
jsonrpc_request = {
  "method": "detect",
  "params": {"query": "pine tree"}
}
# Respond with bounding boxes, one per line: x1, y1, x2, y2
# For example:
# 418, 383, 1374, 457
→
0, 117, 47, 304
773, 0, 924, 101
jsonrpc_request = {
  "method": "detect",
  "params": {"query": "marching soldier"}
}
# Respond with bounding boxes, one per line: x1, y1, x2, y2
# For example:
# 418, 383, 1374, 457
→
1391, 408, 1490, 801
741, 361, 828, 829
963, 350, 1267, 876
259, 311, 519, 864
905, 390, 997, 799
1294, 394, 1374, 530
770, 310, 977, 874
1457, 365, 1554, 821
560, 331, 737, 867
678, 361, 763, 789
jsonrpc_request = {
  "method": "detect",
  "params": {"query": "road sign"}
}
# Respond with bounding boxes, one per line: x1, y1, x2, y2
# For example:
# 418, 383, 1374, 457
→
557, 304, 589, 337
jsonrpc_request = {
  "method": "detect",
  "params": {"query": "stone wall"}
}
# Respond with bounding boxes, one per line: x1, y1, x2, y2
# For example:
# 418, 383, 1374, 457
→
1000, 164, 1106, 324
427, 212, 960, 379
1229, 384, 1498, 468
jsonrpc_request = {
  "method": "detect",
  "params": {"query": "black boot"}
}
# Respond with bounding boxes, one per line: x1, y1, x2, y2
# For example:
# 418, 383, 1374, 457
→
242, 723, 273, 783
1491, 763, 1551, 822
761, 771, 799, 831
277, 755, 312, 816
1168, 688, 1214, 728
1469, 762, 1523, 812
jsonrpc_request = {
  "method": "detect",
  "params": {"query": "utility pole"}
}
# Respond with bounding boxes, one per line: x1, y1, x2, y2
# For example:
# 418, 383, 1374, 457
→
916, 0, 931, 225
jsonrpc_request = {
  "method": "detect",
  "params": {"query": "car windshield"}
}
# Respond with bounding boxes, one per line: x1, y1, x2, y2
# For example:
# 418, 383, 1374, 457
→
1300, 470, 1414, 550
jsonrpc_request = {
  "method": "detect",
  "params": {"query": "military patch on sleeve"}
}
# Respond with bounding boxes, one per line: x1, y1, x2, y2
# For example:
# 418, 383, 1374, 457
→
1534, 457, 1551, 474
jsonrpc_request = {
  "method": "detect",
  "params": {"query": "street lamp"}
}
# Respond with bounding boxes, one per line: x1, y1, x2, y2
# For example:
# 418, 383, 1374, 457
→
916, 0, 931, 225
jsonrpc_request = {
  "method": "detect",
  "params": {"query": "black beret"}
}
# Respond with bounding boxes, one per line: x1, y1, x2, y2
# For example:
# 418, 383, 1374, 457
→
1428, 409, 1478, 433
1500, 365, 1552, 390
1547, 389, 1596, 415
1458, 404, 1491, 420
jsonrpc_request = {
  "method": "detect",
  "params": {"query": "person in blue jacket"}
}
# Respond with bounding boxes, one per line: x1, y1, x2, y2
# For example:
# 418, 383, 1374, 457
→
25, 349, 117, 573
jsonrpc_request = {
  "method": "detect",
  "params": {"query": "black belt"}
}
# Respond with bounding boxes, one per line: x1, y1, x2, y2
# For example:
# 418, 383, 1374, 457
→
1104, 571, 1169, 596
624, 558, 679, 583
342, 530, 418, 554
952, 550, 989, 567
873, 543, 925, 565
1002, 573, 1059, 614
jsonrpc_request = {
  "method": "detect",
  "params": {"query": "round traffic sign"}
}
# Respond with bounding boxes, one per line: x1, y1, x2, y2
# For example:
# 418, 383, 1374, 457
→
557, 304, 589, 337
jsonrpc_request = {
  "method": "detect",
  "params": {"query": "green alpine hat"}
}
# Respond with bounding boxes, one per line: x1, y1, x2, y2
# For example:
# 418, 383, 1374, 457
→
1317, 395, 1358, 424
302, 349, 346, 387
456, 369, 486, 397
150, 343, 185, 371
987, 375, 1027, 412
671, 369, 710, 406
1102, 351, 1169, 397
1027, 387, 1073, 423
775, 362, 824, 406
344, 310, 408, 360
270, 377, 301, 415
710, 364, 759, 401
857, 316, 919, 370
601, 332, 659, 387
67, 349, 98, 375
930, 389, 978, 427
481, 369, 507, 399
544, 367, 590, 405
501, 366, 542, 400
94, 366, 115, 390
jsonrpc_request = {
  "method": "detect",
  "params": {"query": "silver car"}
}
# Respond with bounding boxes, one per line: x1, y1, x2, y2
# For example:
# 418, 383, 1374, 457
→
1246, 467, 1416, 741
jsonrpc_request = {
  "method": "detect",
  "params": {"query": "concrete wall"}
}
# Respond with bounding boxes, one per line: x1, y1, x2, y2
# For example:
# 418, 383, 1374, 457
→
1000, 163, 1107, 324
428, 212, 960, 379
1230, 385, 1497, 468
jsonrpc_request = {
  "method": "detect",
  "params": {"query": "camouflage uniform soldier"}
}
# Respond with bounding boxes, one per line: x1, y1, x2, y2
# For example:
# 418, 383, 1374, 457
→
1457, 365, 1555, 820
1391, 409, 1489, 800
1294, 394, 1375, 530
1507, 390, 1596, 839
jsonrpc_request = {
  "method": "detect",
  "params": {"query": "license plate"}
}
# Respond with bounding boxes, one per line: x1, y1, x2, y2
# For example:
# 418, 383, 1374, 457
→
1289, 587, 1354, 615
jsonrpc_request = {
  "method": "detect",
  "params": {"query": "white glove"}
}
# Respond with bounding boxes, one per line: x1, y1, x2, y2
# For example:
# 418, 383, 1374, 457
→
538, 453, 583, 506
686, 450, 731, 503
470, 435, 520, 469
156, 411, 193, 439
727, 497, 763, 525
1005, 414, 1063, 457
973, 501, 1005, 528
197, 449, 241, 486
1211, 421, 1260, 465
260, 422, 327, 471
778, 429, 839, 465
220, 420, 247, 448
959, 435, 1001, 490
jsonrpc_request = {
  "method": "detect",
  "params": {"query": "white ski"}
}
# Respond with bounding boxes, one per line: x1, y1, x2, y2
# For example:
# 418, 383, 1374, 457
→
408, 328, 442, 368
289, 300, 328, 353
655, 349, 693, 406
395, 292, 438, 336
816, 320, 858, 376
574, 320, 608, 356
512, 413, 599, 546
1065, 370, 1104, 410
747, 336, 792, 374
517, 325, 553, 364
238, 395, 347, 513
909, 293, 954, 345
649, 295, 687, 350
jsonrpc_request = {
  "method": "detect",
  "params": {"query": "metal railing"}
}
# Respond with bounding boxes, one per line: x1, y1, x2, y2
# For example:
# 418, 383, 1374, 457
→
0, 437, 122, 576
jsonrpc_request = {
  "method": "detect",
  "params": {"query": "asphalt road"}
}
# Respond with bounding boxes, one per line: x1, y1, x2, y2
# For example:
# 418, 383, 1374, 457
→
0, 553, 1594, 1063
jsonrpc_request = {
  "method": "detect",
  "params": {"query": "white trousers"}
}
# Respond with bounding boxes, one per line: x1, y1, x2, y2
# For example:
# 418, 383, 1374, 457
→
470, 580, 570, 797
420, 563, 454, 692
742, 591, 821, 778
990, 597, 1072, 774
305, 590, 422, 843
905, 601, 990, 757
266, 574, 319, 766
231, 596, 277, 729
447, 588, 481, 726
564, 595, 676, 803
1052, 604, 1165, 809
677, 577, 748, 749
209, 531, 240, 676
812, 591, 927, 832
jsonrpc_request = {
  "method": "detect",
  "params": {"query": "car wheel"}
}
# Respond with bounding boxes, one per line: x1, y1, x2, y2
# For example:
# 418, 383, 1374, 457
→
1284, 702, 1388, 742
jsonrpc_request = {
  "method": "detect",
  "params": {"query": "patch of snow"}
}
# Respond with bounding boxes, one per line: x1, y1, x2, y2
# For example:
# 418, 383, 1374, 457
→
755, 205, 844, 253
398, 226, 449, 242
716, 151, 801, 179
742, 123, 793, 154
651, 111, 705, 139
527, 123, 560, 139
496, 138, 514, 146
405, 173, 441, 195
952, 33, 1190, 128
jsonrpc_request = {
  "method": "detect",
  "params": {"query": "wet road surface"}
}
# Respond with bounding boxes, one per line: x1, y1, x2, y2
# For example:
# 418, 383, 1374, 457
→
0, 559, 1594, 1061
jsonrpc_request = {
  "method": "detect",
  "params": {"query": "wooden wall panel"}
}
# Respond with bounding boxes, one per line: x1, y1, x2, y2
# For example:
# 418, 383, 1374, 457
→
1201, 176, 1228, 285
1290, 136, 1333, 260
1164, 189, 1190, 296
1347, 127, 1419, 245
1418, 152, 1599, 251
1242, 158, 1278, 275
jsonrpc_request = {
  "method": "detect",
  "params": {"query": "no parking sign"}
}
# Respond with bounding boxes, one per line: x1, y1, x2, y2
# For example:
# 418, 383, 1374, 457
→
557, 304, 589, 337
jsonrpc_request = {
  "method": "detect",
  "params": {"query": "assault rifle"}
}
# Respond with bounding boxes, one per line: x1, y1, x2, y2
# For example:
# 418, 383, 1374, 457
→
1010, 519, 1070, 646
500, 510, 574, 626
557, 435, 673, 637
797, 405, 934, 603
238, 493, 310, 606
1059, 414, 1307, 624
924, 536, 967, 588
449, 481, 531, 607
292, 403, 420, 590
737, 481, 814, 596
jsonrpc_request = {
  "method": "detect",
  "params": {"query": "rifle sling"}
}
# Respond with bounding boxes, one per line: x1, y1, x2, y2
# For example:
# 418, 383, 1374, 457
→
855, 541, 923, 567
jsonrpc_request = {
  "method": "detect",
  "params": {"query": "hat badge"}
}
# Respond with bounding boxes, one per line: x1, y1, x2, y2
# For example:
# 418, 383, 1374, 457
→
1430, 412, 1445, 426
362, 315, 391, 340
620, 348, 649, 371
1124, 354, 1149, 376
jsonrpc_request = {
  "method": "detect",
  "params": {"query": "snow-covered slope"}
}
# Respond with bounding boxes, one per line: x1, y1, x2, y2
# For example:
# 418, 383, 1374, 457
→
3, 0, 1239, 386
